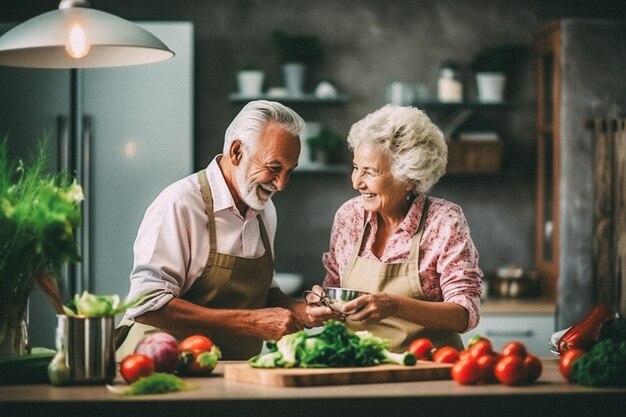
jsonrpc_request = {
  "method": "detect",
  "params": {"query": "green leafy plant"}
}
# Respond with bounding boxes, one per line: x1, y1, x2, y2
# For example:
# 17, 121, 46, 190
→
0, 136, 82, 354
307, 128, 342, 151
271, 30, 323, 65
248, 320, 416, 368
469, 44, 528, 74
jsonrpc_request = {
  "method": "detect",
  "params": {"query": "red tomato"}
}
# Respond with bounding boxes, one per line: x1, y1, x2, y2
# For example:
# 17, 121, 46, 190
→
408, 338, 434, 360
494, 355, 527, 386
179, 335, 220, 376
458, 349, 471, 361
179, 335, 214, 352
469, 339, 493, 359
559, 348, 585, 383
523, 354, 543, 383
119, 354, 155, 384
475, 353, 499, 383
500, 341, 528, 358
433, 346, 460, 364
451, 357, 481, 385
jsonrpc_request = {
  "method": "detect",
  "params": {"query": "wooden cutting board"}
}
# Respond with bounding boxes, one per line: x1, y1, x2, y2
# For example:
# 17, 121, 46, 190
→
223, 361, 452, 387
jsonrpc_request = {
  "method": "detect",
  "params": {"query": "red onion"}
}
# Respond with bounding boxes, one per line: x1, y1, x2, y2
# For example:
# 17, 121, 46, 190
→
134, 332, 180, 373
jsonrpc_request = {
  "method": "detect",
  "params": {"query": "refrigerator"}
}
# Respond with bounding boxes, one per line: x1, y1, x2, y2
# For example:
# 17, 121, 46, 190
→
0, 22, 194, 349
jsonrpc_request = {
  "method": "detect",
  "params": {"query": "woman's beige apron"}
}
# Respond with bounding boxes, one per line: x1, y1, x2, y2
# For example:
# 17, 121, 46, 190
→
342, 198, 464, 352
116, 170, 274, 360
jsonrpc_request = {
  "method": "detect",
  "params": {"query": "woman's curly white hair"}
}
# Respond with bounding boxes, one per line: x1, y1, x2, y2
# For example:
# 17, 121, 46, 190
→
347, 104, 447, 194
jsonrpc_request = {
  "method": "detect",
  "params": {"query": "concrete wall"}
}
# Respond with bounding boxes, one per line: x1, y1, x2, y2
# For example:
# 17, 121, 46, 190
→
558, 20, 626, 327
3, 1, 626, 299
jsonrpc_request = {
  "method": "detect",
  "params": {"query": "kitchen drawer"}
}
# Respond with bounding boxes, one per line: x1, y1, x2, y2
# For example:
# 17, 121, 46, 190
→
461, 314, 555, 356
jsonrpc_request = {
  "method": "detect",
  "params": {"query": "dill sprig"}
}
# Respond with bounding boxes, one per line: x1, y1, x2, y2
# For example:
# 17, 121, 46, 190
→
0, 135, 83, 353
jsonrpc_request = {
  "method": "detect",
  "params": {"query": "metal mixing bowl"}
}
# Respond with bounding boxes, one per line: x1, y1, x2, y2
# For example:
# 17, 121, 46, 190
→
314, 287, 370, 315
304, 287, 370, 315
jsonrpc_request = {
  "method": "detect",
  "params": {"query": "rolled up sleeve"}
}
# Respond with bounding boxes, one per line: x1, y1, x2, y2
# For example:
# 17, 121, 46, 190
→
124, 188, 203, 320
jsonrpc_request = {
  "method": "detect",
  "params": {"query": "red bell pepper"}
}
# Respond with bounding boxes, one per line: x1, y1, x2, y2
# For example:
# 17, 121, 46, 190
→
557, 304, 615, 354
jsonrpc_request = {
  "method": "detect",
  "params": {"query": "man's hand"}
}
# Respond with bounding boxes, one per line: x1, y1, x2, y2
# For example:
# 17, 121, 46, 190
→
304, 285, 344, 323
250, 307, 305, 340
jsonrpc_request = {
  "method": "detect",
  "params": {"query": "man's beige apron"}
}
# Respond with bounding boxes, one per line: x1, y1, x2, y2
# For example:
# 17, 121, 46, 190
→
116, 170, 274, 361
342, 198, 464, 352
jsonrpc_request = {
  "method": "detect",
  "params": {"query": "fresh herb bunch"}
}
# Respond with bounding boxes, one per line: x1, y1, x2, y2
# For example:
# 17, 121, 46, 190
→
0, 136, 83, 353
248, 320, 416, 368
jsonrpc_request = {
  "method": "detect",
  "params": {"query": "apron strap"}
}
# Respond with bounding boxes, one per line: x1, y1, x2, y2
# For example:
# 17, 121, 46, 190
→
256, 215, 273, 262
344, 217, 370, 281
409, 197, 430, 263
197, 169, 273, 278
197, 170, 218, 254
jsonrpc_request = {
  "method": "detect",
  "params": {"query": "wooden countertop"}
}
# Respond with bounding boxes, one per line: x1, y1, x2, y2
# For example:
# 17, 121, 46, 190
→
1, 359, 624, 417
479, 296, 555, 314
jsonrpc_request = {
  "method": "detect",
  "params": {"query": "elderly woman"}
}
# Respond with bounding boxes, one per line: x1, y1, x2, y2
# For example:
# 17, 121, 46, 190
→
306, 104, 483, 351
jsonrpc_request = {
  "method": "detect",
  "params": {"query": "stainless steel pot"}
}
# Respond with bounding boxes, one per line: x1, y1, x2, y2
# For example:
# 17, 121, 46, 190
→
55, 315, 116, 384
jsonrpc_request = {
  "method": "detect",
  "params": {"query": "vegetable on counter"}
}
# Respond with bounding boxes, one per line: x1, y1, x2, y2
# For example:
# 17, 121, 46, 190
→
557, 304, 615, 354
63, 291, 142, 318
119, 354, 155, 384
107, 372, 196, 396
571, 339, 626, 387
558, 315, 626, 387
134, 332, 180, 373
178, 335, 222, 376
47, 350, 70, 386
248, 320, 416, 368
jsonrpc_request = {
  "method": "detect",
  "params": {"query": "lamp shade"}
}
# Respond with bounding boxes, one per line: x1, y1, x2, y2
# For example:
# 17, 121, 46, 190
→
0, 2, 174, 68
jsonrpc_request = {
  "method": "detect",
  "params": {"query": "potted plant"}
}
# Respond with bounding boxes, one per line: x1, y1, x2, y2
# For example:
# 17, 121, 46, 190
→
469, 44, 527, 102
271, 30, 323, 97
306, 127, 344, 165
0, 137, 82, 356
236, 64, 265, 97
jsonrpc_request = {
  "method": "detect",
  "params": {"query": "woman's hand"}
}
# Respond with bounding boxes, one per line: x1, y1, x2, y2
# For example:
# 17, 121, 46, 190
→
304, 285, 344, 324
343, 292, 399, 323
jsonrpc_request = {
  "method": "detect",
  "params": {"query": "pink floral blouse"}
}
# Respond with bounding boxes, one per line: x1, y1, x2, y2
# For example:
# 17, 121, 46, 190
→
321, 194, 483, 331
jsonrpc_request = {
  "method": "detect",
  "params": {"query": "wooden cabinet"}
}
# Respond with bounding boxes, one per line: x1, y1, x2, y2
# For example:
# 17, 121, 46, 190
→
534, 22, 561, 301
413, 101, 515, 175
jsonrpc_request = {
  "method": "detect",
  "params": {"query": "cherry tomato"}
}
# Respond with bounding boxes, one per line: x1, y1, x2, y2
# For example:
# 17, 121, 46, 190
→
179, 335, 214, 352
433, 346, 460, 364
469, 338, 494, 359
119, 354, 155, 384
559, 348, 585, 383
494, 355, 527, 386
466, 334, 485, 349
523, 354, 543, 383
408, 338, 435, 360
475, 353, 499, 383
500, 341, 528, 358
451, 357, 481, 385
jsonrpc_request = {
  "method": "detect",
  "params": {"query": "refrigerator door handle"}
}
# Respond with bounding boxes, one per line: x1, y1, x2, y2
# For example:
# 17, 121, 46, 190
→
57, 115, 70, 173
80, 115, 92, 293
56, 115, 72, 300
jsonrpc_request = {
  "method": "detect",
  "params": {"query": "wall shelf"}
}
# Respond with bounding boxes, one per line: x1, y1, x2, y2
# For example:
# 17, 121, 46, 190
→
411, 100, 516, 110
229, 93, 348, 105
294, 164, 349, 174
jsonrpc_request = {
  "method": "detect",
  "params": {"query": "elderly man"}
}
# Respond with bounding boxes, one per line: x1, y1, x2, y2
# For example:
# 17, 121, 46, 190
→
116, 100, 316, 360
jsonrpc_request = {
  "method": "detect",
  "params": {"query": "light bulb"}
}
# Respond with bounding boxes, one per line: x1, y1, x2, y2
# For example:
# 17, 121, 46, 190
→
65, 23, 90, 59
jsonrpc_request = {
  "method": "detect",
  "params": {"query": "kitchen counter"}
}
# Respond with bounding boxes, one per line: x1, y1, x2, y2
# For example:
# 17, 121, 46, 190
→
479, 296, 555, 314
1, 359, 624, 417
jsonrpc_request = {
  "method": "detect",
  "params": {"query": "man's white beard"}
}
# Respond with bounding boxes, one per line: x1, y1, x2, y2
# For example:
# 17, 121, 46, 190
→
234, 155, 277, 211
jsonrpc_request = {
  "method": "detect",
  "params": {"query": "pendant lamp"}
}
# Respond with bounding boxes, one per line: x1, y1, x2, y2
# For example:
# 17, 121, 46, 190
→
0, 0, 174, 68
0, 0, 175, 295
